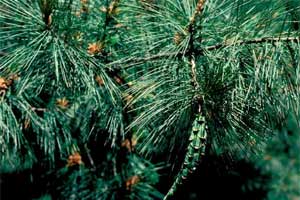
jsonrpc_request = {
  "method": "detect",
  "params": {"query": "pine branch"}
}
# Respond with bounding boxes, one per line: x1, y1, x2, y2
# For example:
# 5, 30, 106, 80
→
205, 36, 300, 51
164, 1, 207, 199
187, 0, 206, 91
116, 36, 300, 65
100, 0, 121, 48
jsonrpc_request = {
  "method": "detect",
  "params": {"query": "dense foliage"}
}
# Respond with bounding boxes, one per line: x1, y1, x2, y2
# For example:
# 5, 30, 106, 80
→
246, 113, 300, 200
0, 0, 299, 199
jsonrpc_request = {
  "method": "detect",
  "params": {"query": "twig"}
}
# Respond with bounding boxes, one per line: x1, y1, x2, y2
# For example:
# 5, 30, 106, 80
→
190, 57, 200, 89
31, 107, 47, 112
205, 36, 300, 51
115, 36, 300, 65
84, 144, 96, 171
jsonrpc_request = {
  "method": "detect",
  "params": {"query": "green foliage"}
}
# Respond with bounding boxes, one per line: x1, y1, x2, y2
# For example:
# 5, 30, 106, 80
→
0, 0, 160, 199
120, 0, 300, 159
117, 0, 300, 197
55, 154, 162, 200
0, 0, 124, 168
1, 0, 300, 199
247, 113, 300, 200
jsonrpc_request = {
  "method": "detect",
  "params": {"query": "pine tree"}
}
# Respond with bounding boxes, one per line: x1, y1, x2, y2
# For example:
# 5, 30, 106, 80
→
1, 0, 300, 199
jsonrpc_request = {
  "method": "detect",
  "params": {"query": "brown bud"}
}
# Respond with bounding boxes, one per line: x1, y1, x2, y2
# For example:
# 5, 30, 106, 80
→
0, 77, 8, 90
126, 175, 140, 190
173, 32, 183, 45
121, 136, 137, 152
122, 93, 133, 103
56, 97, 69, 109
67, 152, 83, 167
113, 76, 123, 84
95, 75, 105, 86
24, 118, 31, 130
47, 14, 52, 26
87, 42, 104, 55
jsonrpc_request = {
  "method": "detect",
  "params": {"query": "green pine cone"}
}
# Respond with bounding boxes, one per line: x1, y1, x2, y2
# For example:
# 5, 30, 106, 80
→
164, 114, 207, 200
